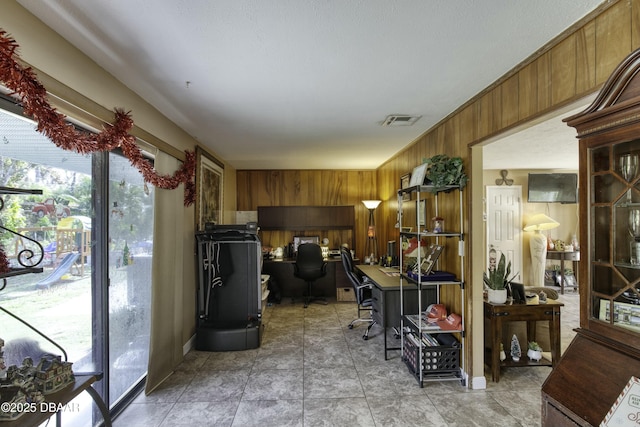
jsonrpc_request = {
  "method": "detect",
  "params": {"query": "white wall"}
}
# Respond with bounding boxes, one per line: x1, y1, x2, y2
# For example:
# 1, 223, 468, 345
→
0, 1, 237, 345
483, 169, 580, 284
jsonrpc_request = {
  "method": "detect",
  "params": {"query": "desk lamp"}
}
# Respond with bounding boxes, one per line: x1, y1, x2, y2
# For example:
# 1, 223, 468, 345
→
523, 213, 559, 287
362, 200, 381, 262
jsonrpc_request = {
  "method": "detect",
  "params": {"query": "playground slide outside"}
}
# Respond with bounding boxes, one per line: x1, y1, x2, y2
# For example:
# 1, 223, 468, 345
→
35, 252, 81, 289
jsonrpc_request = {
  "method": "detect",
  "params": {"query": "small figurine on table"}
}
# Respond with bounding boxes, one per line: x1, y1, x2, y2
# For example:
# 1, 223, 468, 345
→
510, 334, 522, 362
432, 217, 444, 233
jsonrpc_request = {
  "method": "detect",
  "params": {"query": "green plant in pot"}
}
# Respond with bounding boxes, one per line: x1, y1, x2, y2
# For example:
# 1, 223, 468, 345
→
483, 252, 517, 303
527, 341, 543, 361
422, 154, 468, 193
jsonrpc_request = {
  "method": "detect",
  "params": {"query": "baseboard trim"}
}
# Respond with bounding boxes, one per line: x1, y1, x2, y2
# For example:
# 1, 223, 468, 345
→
183, 334, 196, 355
470, 375, 487, 390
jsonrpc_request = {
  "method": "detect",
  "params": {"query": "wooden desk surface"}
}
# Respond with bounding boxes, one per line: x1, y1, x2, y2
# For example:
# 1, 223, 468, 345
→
484, 299, 564, 312
263, 256, 346, 263
546, 250, 580, 261
356, 265, 402, 289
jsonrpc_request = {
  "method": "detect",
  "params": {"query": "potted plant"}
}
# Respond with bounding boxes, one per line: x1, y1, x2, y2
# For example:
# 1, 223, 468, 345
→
422, 154, 468, 193
483, 252, 517, 303
527, 341, 543, 361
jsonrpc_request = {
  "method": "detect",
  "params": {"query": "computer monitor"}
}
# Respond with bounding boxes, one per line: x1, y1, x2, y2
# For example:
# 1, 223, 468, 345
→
293, 236, 319, 253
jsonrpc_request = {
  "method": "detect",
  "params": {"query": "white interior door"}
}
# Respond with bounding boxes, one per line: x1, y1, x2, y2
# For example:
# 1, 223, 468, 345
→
486, 185, 523, 283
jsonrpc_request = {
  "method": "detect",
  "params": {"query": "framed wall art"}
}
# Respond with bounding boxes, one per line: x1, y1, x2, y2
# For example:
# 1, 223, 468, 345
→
195, 146, 224, 231
400, 173, 411, 201
417, 199, 426, 227
409, 163, 427, 187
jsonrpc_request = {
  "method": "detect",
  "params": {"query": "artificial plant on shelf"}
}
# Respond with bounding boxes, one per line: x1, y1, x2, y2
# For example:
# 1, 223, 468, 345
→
483, 252, 518, 303
527, 341, 543, 361
422, 154, 468, 193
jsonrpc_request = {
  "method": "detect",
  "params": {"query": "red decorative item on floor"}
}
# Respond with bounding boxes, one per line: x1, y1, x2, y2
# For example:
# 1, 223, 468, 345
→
0, 29, 197, 206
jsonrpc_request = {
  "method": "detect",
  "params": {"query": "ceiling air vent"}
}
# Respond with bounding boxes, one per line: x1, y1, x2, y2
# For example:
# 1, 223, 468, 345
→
381, 115, 421, 127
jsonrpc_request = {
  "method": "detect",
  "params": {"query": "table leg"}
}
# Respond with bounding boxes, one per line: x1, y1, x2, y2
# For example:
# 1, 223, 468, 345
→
491, 314, 501, 382
384, 326, 388, 360
549, 308, 561, 367
559, 257, 565, 294
84, 385, 112, 427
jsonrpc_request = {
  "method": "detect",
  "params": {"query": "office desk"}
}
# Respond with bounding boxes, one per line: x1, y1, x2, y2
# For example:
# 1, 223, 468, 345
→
546, 250, 579, 294
484, 300, 563, 382
356, 265, 435, 360
262, 257, 350, 299
0, 374, 111, 427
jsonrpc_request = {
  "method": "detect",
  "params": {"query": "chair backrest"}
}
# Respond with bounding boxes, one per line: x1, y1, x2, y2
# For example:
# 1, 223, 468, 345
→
340, 246, 368, 304
294, 243, 327, 281
340, 246, 354, 273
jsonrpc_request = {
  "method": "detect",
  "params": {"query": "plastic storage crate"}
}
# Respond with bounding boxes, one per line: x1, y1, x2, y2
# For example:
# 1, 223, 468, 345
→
402, 334, 460, 375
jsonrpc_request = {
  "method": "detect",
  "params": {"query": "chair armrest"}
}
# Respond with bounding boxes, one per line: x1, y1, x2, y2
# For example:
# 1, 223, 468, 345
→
355, 282, 372, 292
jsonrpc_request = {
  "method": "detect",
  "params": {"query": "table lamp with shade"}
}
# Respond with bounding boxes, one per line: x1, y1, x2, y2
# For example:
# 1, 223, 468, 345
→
523, 213, 560, 287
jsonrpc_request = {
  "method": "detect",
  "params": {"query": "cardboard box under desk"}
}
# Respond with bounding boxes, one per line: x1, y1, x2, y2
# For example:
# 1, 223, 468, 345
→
337, 287, 356, 302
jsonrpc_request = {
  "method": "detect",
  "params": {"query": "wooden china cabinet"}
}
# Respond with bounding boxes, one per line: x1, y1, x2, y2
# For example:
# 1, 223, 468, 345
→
542, 48, 640, 426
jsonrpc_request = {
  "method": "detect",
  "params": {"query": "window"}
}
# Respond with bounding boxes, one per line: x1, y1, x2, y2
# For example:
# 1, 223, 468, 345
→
0, 96, 153, 425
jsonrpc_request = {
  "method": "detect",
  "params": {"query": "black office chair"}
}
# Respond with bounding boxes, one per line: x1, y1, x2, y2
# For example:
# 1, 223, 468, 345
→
340, 246, 376, 340
294, 243, 328, 308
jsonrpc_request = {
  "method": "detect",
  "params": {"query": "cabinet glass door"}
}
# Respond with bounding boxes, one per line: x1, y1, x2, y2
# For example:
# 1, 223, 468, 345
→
593, 140, 640, 331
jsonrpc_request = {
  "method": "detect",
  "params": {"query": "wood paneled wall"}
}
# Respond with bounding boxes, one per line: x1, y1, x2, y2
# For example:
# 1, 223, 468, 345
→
378, 0, 639, 207
374, 0, 640, 382
237, 2, 640, 269
377, 0, 640, 277
236, 170, 377, 258
236, 0, 640, 384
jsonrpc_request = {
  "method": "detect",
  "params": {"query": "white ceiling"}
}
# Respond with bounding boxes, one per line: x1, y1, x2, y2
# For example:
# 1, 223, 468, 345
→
482, 101, 593, 171
16, 0, 604, 170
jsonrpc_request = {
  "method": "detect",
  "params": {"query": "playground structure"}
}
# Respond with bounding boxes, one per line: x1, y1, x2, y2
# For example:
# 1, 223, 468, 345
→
35, 252, 81, 289
9, 216, 92, 282
55, 216, 91, 276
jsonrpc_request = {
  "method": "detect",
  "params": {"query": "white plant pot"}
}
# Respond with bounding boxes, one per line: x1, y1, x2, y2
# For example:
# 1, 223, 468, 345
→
487, 288, 508, 304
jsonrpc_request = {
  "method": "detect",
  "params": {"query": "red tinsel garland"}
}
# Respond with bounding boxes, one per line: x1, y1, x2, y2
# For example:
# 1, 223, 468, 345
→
0, 246, 9, 274
0, 29, 198, 273
0, 29, 196, 202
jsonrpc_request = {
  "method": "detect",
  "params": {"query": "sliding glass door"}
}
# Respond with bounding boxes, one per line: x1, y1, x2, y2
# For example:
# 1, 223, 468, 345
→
0, 97, 153, 425
108, 151, 153, 407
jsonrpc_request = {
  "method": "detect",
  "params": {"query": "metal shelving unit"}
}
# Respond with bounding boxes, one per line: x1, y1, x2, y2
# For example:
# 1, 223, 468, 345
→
398, 184, 465, 387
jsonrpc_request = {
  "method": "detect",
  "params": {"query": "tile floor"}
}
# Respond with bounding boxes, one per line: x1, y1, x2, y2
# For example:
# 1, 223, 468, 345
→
114, 291, 579, 427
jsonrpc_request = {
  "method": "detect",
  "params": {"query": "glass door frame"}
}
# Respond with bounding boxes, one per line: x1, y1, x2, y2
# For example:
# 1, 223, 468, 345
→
0, 94, 149, 422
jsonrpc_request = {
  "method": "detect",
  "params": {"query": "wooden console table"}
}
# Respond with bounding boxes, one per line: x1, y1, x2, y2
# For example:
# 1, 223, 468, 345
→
484, 300, 563, 382
546, 250, 579, 294
0, 374, 111, 427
